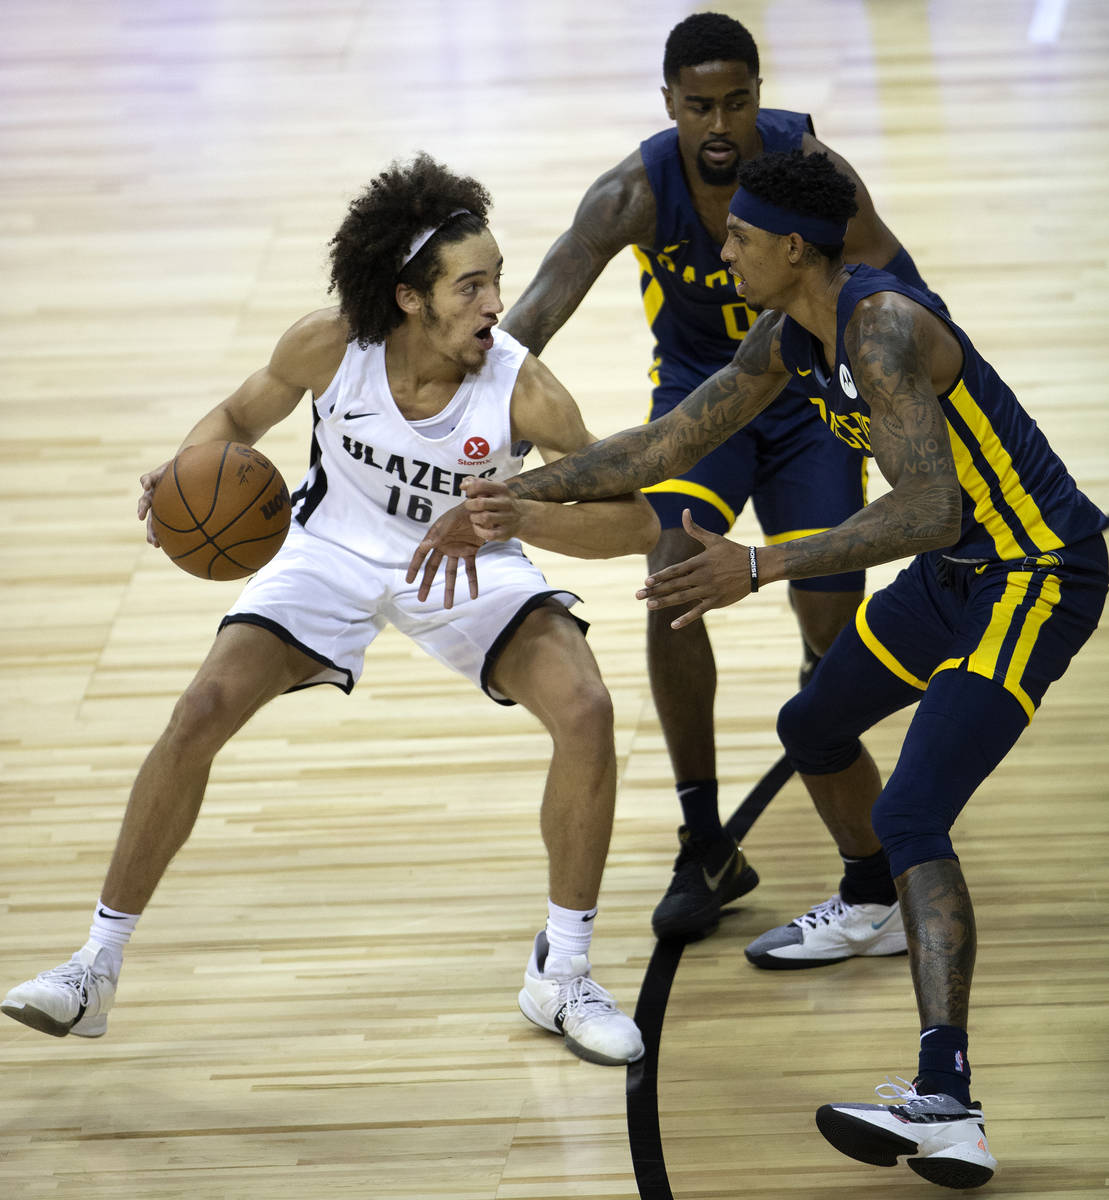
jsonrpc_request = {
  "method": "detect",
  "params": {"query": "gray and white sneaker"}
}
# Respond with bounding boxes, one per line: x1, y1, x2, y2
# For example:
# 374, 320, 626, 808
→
2, 946, 116, 1038
518, 932, 644, 1066
745, 893, 906, 969
816, 1076, 997, 1189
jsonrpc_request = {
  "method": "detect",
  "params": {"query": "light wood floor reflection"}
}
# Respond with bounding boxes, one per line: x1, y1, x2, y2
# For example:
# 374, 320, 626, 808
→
1, 2, 1106, 1198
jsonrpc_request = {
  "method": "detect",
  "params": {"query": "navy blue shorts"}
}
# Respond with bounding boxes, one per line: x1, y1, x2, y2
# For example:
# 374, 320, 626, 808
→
777, 533, 1107, 875
856, 535, 1108, 721
644, 373, 867, 593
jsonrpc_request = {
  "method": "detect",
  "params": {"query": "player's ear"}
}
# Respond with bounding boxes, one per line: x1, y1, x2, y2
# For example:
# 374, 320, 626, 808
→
395, 282, 423, 317
661, 84, 676, 120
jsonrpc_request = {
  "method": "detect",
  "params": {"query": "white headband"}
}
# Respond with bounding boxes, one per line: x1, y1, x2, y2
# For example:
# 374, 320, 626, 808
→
401, 208, 473, 268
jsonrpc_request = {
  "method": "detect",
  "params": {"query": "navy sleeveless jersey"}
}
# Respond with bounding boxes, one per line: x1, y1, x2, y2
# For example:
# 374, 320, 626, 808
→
777, 265, 1108, 561
636, 110, 812, 381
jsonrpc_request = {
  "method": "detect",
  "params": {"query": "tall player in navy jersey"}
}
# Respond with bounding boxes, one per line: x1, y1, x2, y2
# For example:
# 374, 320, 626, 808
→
501, 12, 944, 942
422, 150, 1107, 1188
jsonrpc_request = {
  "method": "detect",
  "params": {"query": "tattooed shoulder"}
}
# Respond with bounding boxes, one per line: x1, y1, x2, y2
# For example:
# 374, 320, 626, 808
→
733, 309, 786, 377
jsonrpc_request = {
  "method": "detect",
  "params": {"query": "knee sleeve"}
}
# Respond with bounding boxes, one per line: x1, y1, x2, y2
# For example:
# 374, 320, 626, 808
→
872, 670, 1028, 878
776, 619, 919, 776
776, 686, 863, 775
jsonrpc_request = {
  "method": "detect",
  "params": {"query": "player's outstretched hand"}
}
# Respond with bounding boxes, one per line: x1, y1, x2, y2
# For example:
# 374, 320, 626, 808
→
635, 508, 754, 629
406, 497, 484, 607
461, 477, 525, 542
138, 460, 171, 547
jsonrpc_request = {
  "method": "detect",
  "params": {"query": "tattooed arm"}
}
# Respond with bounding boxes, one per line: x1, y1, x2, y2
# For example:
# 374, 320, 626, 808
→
499, 150, 656, 355
504, 309, 793, 503
760, 293, 963, 585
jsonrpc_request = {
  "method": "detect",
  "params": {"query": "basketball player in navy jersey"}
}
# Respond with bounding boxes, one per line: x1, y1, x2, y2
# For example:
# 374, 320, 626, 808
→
415, 150, 1107, 1187
1, 155, 657, 1068
501, 11, 944, 943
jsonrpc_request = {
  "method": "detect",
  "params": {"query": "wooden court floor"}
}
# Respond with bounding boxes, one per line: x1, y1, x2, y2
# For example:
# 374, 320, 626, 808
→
1, 2, 1106, 1197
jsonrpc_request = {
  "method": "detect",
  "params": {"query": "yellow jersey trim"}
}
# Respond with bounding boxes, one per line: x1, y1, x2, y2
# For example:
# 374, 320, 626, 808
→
632, 246, 665, 330
946, 380, 1065, 555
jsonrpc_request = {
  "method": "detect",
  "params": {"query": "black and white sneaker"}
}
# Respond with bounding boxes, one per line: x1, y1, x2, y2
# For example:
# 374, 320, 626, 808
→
816, 1077, 997, 1189
650, 826, 759, 941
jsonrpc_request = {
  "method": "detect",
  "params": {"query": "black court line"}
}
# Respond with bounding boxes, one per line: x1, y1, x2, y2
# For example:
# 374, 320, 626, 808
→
625, 754, 795, 1200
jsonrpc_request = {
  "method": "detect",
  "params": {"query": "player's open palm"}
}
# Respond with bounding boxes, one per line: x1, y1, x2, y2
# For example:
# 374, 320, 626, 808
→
138, 460, 172, 547
636, 508, 753, 629
406, 499, 484, 606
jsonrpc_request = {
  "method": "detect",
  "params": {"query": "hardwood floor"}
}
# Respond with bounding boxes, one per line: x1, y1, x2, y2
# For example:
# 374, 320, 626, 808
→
1, 2, 1105, 1197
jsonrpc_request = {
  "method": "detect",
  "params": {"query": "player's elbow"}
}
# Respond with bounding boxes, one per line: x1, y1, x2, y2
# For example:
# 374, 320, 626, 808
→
629, 496, 661, 554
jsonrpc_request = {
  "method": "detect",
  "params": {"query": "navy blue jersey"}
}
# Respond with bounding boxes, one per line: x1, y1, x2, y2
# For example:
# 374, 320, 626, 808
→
778, 264, 1108, 561
636, 111, 812, 379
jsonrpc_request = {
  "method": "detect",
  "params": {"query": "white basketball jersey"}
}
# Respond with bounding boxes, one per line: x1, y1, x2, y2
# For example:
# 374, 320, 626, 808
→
289, 328, 529, 564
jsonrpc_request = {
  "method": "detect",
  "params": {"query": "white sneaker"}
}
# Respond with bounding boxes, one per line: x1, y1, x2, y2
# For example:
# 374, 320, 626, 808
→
2, 946, 117, 1038
816, 1076, 997, 1189
744, 894, 906, 969
518, 932, 644, 1066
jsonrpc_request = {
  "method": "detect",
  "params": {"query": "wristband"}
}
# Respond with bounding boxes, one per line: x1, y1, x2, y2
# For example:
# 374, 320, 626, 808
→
749, 544, 759, 593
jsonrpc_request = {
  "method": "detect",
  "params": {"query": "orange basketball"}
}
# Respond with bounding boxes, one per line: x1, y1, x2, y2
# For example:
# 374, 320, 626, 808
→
150, 442, 291, 580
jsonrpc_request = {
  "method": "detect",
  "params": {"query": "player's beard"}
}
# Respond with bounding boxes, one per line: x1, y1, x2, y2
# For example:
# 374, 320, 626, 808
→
422, 302, 486, 373
695, 155, 740, 187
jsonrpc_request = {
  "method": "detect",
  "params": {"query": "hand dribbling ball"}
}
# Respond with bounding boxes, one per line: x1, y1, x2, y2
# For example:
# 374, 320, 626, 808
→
150, 442, 291, 580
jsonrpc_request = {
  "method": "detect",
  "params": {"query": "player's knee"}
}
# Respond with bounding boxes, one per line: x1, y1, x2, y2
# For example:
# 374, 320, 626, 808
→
554, 675, 614, 745
776, 685, 862, 775
871, 785, 956, 878
166, 677, 245, 756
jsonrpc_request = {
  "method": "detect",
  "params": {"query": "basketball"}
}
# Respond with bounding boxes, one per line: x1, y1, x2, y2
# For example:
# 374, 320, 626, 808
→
150, 442, 291, 580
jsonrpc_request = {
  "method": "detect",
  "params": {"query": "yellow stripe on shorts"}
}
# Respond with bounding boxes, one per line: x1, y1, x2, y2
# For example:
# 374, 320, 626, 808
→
764, 527, 831, 544
642, 479, 736, 527
1001, 572, 1062, 720
855, 595, 929, 690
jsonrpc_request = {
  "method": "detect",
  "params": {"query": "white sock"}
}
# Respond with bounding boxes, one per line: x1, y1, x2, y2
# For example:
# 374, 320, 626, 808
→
86, 898, 140, 979
545, 898, 597, 964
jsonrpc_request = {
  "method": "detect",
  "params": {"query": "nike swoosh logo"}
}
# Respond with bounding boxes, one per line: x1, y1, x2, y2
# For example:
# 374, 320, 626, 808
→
344, 411, 381, 420
581, 910, 597, 923
871, 911, 897, 931
702, 860, 732, 891
796, 368, 812, 376
97, 909, 127, 920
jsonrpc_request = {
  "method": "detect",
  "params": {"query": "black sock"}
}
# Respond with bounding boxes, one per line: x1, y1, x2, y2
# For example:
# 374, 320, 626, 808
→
916, 1024, 972, 1106
676, 778, 723, 840
839, 848, 897, 906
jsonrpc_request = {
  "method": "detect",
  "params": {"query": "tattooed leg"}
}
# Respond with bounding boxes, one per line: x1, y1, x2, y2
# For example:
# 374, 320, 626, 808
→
896, 859, 976, 1029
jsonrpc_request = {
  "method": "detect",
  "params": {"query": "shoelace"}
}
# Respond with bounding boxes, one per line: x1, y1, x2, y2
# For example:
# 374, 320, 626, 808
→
560, 974, 620, 1024
874, 1076, 970, 1117
875, 1075, 919, 1102
791, 895, 848, 930
35, 958, 92, 1004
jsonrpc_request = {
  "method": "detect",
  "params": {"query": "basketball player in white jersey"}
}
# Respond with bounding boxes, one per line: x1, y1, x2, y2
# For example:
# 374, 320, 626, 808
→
2, 154, 658, 1067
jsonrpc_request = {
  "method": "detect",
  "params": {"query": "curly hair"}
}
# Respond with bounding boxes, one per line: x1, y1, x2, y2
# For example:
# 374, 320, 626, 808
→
736, 150, 858, 257
663, 12, 759, 82
328, 153, 492, 347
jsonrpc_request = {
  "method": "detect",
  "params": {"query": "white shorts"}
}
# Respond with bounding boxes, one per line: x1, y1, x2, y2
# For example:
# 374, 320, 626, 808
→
220, 524, 582, 704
